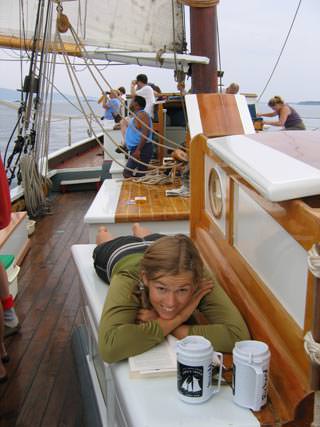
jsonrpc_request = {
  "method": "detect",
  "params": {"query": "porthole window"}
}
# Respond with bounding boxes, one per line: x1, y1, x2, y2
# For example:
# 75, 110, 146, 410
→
208, 168, 223, 218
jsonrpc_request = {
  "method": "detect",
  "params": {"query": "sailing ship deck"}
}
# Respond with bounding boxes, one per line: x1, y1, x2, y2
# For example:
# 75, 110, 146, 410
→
0, 191, 96, 426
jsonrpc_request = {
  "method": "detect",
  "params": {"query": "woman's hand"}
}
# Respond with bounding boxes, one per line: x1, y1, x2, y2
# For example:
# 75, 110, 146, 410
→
172, 324, 189, 339
136, 308, 158, 324
177, 280, 213, 325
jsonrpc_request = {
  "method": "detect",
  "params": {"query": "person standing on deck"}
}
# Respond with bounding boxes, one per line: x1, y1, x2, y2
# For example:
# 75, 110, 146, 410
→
123, 95, 153, 178
130, 74, 155, 118
100, 89, 121, 123
117, 86, 127, 118
119, 74, 155, 150
257, 96, 306, 130
0, 155, 20, 381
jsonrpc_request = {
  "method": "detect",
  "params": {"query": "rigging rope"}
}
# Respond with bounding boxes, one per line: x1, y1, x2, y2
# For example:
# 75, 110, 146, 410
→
53, 14, 188, 174
304, 244, 320, 363
304, 243, 320, 427
68, 23, 186, 153
56, 31, 177, 175
258, 0, 303, 102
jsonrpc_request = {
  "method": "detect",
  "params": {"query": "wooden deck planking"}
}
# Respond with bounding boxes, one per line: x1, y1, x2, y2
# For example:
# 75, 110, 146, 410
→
53, 146, 104, 169
0, 191, 95, 427
115, 181, 189, 223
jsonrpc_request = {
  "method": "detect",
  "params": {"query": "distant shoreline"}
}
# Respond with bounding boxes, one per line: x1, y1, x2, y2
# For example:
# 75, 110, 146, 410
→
296, 101, 320, 105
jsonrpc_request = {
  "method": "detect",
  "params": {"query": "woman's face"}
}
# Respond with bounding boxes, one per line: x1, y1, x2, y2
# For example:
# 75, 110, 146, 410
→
142, 271, 195, 320
271, 103, 281, 112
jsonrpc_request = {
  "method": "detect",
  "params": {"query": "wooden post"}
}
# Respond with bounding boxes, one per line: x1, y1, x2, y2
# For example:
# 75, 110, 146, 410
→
190, 6, 218, 94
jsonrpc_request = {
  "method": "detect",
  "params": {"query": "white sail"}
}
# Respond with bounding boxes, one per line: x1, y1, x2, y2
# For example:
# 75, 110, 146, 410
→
0, 0, 185, 53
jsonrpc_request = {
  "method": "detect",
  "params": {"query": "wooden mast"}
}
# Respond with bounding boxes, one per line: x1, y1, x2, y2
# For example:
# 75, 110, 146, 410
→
190, 3, 218, 93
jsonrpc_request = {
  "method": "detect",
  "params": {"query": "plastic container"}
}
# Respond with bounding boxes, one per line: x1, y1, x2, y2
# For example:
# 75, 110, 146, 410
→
232, 340, 270, 411
0, 254, 20, 299
176, 336, 223, 404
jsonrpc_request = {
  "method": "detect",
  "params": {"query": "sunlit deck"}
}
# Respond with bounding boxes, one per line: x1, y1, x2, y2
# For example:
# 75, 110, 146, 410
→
0, 191, 96, 426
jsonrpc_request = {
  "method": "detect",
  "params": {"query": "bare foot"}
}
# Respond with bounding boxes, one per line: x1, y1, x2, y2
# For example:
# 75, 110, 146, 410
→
132, 223, 151, 239
96, 226, 114, 245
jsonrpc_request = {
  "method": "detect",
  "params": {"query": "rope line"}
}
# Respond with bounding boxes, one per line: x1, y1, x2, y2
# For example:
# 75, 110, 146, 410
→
68, 23, 187, 152
56, 31, 185, 175
304, 332, 320, 365
258, 0, 303, 102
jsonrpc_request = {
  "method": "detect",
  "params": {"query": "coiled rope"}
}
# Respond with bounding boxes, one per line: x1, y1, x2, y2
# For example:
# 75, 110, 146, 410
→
305, 244, 320, 427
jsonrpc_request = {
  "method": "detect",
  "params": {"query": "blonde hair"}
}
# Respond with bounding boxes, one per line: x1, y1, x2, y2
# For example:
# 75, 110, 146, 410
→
140, 235, 203, 286
268, 96, 284, 108
226, 82, 239, 94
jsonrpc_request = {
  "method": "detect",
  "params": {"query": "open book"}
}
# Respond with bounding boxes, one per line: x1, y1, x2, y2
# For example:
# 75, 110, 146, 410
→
128, 335, 178, 378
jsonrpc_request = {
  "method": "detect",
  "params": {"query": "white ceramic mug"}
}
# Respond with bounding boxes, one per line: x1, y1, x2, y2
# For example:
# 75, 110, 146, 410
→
176, 336, 223, 404
232, 340, 270, 411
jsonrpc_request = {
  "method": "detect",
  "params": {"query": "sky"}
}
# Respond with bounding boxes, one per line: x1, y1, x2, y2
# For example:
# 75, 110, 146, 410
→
0, 0, 319, 102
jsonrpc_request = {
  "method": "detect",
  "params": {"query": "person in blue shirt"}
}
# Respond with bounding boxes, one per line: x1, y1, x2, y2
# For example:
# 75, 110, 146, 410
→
102, 89, 121, 121
123, 95, 153, 178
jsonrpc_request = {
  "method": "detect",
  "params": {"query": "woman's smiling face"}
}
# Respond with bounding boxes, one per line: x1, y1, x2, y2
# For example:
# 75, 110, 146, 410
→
142, 271, 195, 320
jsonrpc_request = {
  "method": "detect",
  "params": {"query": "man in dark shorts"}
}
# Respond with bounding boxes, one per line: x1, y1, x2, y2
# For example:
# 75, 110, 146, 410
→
122, 96, 153, 178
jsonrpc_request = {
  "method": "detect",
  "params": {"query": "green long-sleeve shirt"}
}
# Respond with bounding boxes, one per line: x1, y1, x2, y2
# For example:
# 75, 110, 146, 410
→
98, 253, 250, 363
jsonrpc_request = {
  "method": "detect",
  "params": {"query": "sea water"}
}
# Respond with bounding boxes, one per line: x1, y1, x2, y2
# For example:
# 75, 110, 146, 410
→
1, 101, 320, 187
0, 100, 103, 156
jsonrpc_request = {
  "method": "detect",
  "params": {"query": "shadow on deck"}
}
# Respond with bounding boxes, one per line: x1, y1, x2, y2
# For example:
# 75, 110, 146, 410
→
0, 191, 96, 427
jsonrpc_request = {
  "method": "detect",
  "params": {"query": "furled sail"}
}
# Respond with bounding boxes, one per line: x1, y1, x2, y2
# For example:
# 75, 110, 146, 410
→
0, 0, 185, 53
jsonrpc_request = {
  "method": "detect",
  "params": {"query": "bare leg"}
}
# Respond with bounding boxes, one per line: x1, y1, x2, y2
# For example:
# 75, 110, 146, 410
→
0, 264, 9, 299
120, 118, 129, 145
0, 304, 7, 380
0, 264, 19, 337
96, 226, 114, 245
132, 223, 152, 239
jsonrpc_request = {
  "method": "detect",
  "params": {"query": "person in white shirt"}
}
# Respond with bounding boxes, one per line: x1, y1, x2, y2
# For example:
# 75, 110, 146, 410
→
118, 74, 156, 150
131, 74, 155, 118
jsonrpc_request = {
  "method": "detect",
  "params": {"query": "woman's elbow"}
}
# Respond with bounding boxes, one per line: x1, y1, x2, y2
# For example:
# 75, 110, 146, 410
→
98, 333, 121, 364
228, 324, 251, 348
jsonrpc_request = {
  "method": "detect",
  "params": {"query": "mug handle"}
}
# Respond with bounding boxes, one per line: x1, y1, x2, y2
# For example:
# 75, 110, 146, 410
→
211, 352, 223, 395
252, 365, 264, 410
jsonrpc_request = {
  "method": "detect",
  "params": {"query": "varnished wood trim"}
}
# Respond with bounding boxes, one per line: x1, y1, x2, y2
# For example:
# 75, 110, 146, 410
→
153, 103, 165, 164
0, 35, 81, 56
232, 176, 320, 251
190, 134, 207, 238
115, 181, 189, 223
15, 239, 31, 266
197, 94, 244, 137
226, 177, 234, 245
195, 226, 310, 422
0, 212, 28, 247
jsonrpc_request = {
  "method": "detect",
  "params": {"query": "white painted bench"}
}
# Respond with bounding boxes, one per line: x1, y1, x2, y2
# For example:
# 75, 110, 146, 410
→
60, 177, 101, 192
71, 243, 259, 427
109, 161, 124, 179
0, 212, 30, 266
83, 179, 189, 243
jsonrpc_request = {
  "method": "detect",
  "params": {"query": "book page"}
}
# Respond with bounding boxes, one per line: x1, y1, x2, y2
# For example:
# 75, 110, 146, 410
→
129, 335, 177, 376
